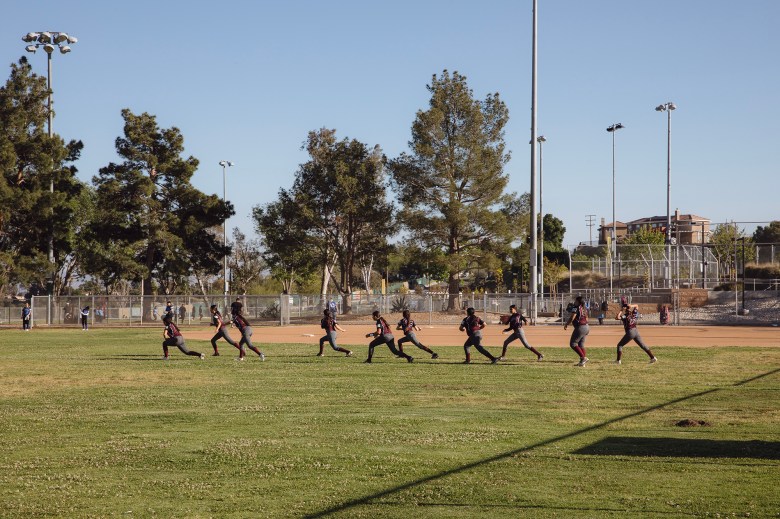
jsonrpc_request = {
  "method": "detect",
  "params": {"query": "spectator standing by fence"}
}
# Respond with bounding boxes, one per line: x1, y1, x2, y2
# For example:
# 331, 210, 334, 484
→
22, 302, 31, 331
80, 306, 90, 331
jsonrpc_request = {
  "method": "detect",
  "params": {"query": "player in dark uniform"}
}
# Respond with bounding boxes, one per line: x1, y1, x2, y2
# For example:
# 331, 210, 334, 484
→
162, 315, 205, 360
615, 303, 657, 364
499, 304, 543, 361
22, 302, 31, 331
396, 310, 438, 359
365, 310, 413, 363
80, 306, 90, 330
459, 307, 499, 364
230, 297, 243, 320
233, 313, 265, 361
164, 301, 174, 321
564, 296, 590, 366
209, 304, 240, 357
318, 309, 353, 357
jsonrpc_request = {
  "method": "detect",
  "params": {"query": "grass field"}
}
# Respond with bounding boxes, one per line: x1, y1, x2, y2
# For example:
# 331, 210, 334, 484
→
1, 328, 778, 518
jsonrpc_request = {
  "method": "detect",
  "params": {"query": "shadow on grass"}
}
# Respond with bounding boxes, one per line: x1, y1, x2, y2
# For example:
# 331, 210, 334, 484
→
305, 367, 780, 518
573, 437, 780, 460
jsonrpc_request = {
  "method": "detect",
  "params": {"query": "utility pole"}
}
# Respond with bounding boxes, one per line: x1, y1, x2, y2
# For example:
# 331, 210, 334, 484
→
586, 214, 596, 246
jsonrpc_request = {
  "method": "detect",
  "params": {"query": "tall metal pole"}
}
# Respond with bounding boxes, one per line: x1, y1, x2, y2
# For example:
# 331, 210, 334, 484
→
606, 123, 623, 297
665, 107, 672, 288
539, 138, 543, 299
222, 163, 229, 299
529, 0, 538, 322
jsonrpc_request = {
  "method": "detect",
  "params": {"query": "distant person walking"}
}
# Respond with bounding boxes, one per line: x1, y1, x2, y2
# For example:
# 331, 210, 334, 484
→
22, 302, 31, 331
659, 304, 670, 325
459, 307, 499, 364
80, 306, 90, 331
209, 305, 240, 357
318, 309, 353, 357
564, 296, 589, 366
396, 310, 438, 359
162, 315, 205, 360
499, 304, 543, 361
365, 310, 412, 363
615, 303, 657, 365
232, 313, 265, 361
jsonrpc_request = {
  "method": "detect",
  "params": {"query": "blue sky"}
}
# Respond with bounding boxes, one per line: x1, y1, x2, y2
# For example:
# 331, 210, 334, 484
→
2, 0, 778, 248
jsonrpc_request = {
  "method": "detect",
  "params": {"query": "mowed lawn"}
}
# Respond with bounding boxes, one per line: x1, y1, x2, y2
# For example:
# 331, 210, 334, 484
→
0, 328, 778, 518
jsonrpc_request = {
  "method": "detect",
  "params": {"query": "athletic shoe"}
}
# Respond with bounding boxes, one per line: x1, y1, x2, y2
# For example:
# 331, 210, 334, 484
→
212, 352, 220, 356
497, 356, 506, 362
260, 353, 266, 361
537, 354, 544, 362
346, 351, 353, 357
199, 354, 205, 360
364, 359, 372, 363
162, 356, 169, 360
407, 357, 414, 363
431, 353, 439, 359
614, 360, 621, 365
316, 353, 324, 357
577, 357, 589, 367
650, 357, 658, 364
491, 357, 500, 364
235, 356, 245, 361
462, 360, 471, 364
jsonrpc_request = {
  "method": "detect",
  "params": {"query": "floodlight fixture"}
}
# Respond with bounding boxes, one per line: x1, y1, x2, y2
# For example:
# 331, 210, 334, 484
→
22, 32, 40, 42
25, 45, 36, 53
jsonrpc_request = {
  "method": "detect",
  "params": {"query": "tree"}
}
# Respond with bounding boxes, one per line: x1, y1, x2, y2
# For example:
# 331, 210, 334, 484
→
0, 57, 86, 296
540, 214, 566, 251
710, 223, 755, 279
255, 129, 392, 310
388, 70, 520, 310
253, 192, 316, 294
228, 228, 264, 294
753, 221, 780, 244
87, 109, 231, 304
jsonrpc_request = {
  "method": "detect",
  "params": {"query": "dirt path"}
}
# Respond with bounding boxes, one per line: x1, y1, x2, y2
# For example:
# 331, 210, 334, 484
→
187, 324, 779, 348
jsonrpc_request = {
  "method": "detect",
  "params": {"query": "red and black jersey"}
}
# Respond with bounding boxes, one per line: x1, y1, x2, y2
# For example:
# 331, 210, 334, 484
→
234, 314, 250, 333
375, 317, 392, 336
507, 313, 526, 332
213, 312, 226, 329
165, 322, 182, 338
620, 308, 638, 332
461, 315, 484, 336
321, 316, 337, 332
574, 304, 588, 326
398, 318, 415, 335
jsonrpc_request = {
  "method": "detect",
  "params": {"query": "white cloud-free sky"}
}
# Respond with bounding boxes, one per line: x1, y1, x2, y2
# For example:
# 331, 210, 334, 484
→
2, 0, 778, 247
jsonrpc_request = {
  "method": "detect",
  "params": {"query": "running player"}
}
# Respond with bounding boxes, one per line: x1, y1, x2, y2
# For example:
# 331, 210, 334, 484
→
564, 296, 589, 366
209, 304, 240, 357
365, 310, 413, 363
318, 309, 353, 357
459, 307, 499, 364
162, 315, 205, 360
80, 306, 90, 331
396, 310, 438, 359
499, 304, 543, 361
615, 303, 657, 364
233, 313, 265, 361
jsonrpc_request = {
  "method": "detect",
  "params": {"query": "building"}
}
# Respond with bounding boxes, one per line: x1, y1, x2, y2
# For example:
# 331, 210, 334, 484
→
599, 211, 710, 245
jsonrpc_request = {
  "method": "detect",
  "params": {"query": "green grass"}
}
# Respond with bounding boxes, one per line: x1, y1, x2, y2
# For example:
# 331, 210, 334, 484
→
1, 329, 778, 518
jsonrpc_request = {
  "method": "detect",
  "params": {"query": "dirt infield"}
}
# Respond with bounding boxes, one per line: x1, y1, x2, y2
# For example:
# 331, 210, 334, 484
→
187, 324, 779, 348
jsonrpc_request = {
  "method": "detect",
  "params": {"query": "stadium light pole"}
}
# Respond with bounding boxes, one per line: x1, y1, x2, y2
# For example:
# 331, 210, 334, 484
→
23, 31, 77, 323
537, 136, 546, 299
606, 123, 624, 297
219, 161, 234, 301
656, 102, 676, 288
529, 0, 539, 323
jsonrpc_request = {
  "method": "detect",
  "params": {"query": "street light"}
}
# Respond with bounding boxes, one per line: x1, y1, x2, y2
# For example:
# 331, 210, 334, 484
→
606, 123, 624, 296
537, 136, 546, 298
219, 160, 234, 299
655, 102, 676, 287
23, 30, 77, 323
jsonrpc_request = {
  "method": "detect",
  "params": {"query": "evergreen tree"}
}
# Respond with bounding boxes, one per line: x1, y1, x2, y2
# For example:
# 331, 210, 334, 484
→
87, 109, 231, 303
388, 70, 521, 309
0, 57, 85, 296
